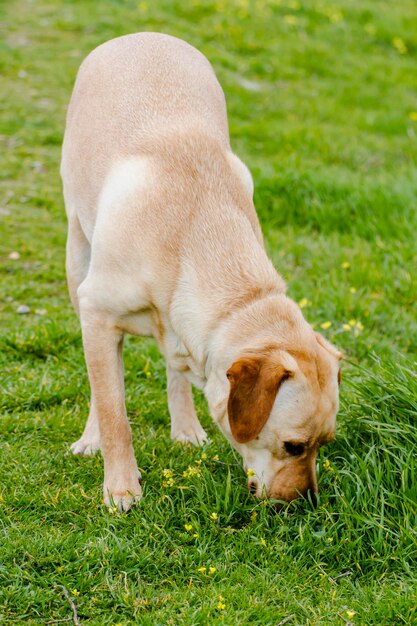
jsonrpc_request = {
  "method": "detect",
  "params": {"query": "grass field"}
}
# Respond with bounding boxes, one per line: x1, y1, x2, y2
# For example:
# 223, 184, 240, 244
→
1, 0, 417, 624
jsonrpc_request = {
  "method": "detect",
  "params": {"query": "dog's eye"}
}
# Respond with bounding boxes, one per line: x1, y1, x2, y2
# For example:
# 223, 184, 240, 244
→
284, 441, 305, 456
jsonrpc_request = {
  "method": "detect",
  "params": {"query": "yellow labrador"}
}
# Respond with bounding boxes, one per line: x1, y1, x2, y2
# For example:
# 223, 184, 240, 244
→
61, 33, 341, 511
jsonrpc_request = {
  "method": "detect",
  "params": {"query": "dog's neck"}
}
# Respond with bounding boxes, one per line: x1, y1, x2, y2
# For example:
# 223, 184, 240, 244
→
167, 206, 284, 380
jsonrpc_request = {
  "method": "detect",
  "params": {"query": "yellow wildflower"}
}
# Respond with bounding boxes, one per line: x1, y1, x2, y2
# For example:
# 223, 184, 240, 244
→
184, 524, 193, 532
346, 609, 356, 619
197, 566, 206, 574
182, 465, 200, 478
353, 321, 364, 337
213, 454, 219, 461
364, 23, 376, 35
209, 512, 218, 521
409, 112, 417, 121
349, 287, 357, 294
284, 14, 298, 25
320, 321, 332, 330
341, 261, 350, 269
298, 297, 310, 309
260, 537, 266, 547
392, 37, 407, 54
344, 319, 364, 336
72, 589, 80, 596
217, 595, 226, 610
201, 453, 207, 460
329, 10, 343, 23
247, 468, 255, 478
162, 468, 173, 478
209, 566, 216, 574
323, 459, 332, 470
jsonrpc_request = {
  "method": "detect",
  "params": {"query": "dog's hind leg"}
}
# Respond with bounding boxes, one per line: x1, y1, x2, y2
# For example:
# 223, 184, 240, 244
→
167, 366, 208, 445
66, 214, 100, 456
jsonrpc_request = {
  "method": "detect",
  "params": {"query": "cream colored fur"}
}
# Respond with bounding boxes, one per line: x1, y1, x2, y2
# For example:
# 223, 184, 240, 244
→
61, 33, 341, 510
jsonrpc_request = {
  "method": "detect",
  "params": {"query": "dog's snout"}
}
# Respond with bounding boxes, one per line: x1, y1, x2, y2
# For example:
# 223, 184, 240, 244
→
268, 458, 318, 506
295, 482, 318, 505
271, 484, 318, 510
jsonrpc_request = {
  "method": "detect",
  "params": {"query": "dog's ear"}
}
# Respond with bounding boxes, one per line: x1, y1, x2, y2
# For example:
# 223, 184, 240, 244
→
226, 356, 293, 444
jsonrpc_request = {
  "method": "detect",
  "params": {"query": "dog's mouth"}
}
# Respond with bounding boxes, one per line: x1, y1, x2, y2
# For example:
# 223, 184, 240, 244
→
247, 479, 318, 508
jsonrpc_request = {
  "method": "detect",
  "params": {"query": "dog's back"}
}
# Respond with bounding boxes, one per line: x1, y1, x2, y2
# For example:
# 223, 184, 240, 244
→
61, 32, 230, 232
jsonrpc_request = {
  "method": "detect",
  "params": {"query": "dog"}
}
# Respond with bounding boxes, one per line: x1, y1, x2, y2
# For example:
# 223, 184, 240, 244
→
61, 32, 341, 511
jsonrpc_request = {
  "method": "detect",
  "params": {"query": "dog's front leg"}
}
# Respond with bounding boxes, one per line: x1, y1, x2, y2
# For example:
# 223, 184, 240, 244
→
79, 299, 142, 511
167, 365, 207, 445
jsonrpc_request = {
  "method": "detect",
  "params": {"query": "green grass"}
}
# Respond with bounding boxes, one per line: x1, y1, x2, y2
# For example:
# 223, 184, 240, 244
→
1, 0, 417, 624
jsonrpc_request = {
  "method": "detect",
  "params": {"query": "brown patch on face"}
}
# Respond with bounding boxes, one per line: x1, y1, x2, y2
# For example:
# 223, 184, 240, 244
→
227, 354, 293, 444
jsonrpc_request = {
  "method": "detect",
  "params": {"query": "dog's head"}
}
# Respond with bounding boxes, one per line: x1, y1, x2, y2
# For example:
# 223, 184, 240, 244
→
224, 332, 341, 503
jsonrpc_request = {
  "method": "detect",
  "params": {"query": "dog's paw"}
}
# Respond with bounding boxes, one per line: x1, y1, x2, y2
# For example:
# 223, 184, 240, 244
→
103, 473, 142, 512
104, 489, 142, 512
171, 426, 208, 446
70, 435, 101, 456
